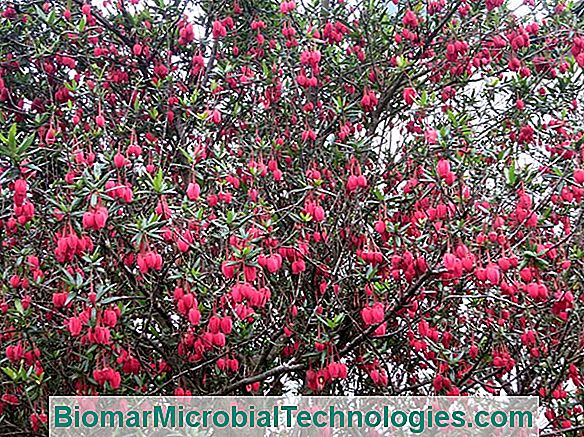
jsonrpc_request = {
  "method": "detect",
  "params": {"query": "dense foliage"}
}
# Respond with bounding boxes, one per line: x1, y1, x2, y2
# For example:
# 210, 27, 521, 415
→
0, 0, 583, 434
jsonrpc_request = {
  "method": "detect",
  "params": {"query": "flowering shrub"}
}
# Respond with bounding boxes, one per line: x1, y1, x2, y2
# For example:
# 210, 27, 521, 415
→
0, 0, 583, 433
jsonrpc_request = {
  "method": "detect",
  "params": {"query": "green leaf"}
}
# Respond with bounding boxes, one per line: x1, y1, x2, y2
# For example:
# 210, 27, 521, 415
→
331, 313, 345, 329
373, 188, 385, 201
151, 169, 164, 193
299, 212, 312, 222
178, 147, 193, 164
506, 160, 517, 185
14, 299, 24, 315
78, 15, 86, 32
226, 210, 235, 225
18, 134, 35, 156
419, 90, 428, 106
34, 5, 47, 21
2, 367, 17, 381
7, 123, 17, 150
